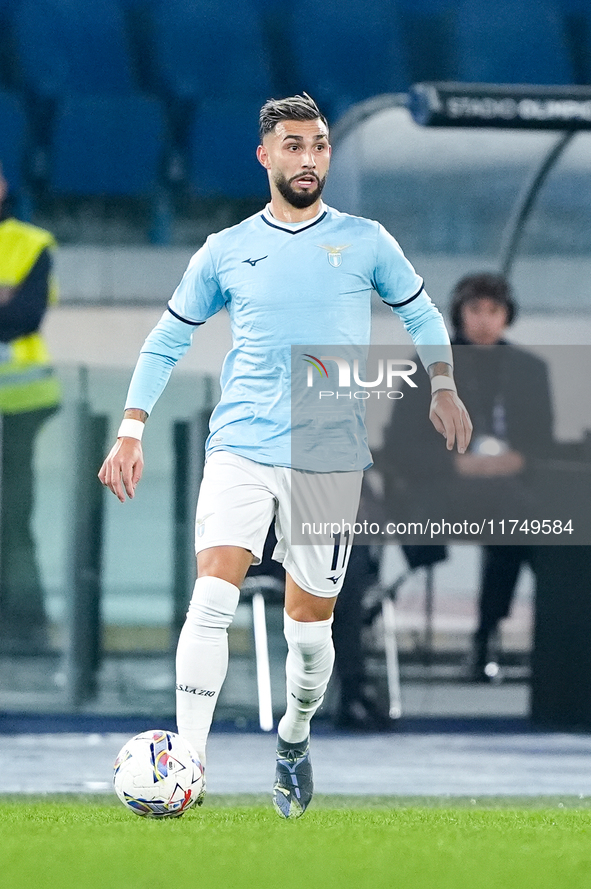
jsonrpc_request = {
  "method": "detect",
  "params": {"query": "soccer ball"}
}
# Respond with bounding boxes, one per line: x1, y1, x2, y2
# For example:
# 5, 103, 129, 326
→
113, 730, 203, 817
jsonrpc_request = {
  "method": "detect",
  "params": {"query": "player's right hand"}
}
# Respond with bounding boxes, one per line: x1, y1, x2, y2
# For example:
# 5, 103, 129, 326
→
429, 389, 472, 454
98, 437, 144, 502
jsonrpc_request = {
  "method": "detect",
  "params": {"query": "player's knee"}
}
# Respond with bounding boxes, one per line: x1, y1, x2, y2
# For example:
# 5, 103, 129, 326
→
187, 576, 240, 630
301, 643, 335, 674
284, 579, 337, 622
283, 610, 334, 663
286, 601, 335, 622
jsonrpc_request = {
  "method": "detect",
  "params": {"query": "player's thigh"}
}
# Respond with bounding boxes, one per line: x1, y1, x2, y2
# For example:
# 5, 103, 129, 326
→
275, 468, 363, 596
195, 451, 277, 565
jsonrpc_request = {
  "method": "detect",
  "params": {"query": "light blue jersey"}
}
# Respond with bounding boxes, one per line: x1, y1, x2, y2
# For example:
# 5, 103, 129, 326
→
125, 203, 452, 470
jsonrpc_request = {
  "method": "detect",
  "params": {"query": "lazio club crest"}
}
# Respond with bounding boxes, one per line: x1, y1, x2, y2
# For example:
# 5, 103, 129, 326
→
318, 244, 351, 268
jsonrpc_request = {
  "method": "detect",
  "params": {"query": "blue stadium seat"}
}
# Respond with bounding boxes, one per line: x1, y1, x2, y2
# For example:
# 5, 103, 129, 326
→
395, 0, 456, 83
0, 0, 14, 29
150, 0, 275, 103
0, 90, 27, 195
188, 100, 267, 200
558, 0, 591, 83
12, 0, 137, 99
453, 0, 575, 85
0, 0, 19, 92
288, 0, 410, 122
49, 95, 165, 196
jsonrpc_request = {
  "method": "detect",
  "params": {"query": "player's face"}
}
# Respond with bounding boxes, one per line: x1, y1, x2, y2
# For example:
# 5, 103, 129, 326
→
460, 297, 509, 345
257, 119, 331, 209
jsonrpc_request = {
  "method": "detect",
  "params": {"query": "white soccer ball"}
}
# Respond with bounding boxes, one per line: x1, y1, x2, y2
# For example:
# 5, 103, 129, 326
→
113, 729, 203, 817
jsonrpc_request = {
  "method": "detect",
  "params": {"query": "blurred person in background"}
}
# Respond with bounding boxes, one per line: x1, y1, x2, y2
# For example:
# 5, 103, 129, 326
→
449, 274, 554, 680
381, 273, 553, 682
0, 161, 61, 653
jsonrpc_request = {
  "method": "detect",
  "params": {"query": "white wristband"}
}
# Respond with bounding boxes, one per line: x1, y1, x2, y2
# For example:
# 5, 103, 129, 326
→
117, 418, 145, 441
430, 375, 457, 394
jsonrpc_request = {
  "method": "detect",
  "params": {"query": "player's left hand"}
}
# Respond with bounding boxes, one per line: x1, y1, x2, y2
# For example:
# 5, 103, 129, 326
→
429, 390, 473, 453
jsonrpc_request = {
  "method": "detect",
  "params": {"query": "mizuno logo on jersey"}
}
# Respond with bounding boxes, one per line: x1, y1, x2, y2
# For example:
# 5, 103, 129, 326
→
242, 256, 268, 266
317, 244, 351, 267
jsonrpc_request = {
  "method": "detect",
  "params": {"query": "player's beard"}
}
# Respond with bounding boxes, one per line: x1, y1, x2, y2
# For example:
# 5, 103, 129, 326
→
273, 171, 327, 209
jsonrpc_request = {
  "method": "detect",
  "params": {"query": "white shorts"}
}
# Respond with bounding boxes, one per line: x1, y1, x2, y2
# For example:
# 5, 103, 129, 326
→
194, 450, 363, 597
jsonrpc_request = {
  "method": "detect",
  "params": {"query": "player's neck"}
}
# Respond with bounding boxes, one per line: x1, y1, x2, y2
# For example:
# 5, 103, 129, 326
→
267, 194, 324, 224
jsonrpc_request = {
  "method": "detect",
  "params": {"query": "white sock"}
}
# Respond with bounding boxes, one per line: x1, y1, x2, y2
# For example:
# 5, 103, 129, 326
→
277, 611, 335, 745
175, 576, 240, 767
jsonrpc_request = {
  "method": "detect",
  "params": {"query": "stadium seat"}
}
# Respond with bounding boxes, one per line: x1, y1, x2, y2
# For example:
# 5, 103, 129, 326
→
251, 0, 301, 97
0, 0, 17, 90
453, 0, 575, 85
11, 0, 138, 99
0, 90, 27, 196
188, 100, 268, 200
559, 0, 591, 83
395, 0, 457, 83
150, 0, 275, 104
48, 95, 165, 197
47, 93, 171, 242
288, 0, 411, 122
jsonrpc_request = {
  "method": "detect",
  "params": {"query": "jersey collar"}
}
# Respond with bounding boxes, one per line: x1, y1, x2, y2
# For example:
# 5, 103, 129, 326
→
261, 203, 327, 234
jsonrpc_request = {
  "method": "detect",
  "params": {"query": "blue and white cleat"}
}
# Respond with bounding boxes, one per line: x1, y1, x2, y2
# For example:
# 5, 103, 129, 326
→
272, 735, 313, 819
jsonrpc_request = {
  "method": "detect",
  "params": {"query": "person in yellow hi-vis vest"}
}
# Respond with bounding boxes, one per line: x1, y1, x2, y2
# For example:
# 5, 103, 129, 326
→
0, 161, 61, 653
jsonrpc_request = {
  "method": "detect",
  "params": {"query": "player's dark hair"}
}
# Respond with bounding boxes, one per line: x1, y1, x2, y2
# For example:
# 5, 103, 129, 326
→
450, 272, 517, 333
259, 93, 328, 142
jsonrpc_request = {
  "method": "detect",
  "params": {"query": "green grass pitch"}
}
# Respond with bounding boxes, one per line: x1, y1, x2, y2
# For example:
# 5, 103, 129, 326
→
1, 795, 590, 889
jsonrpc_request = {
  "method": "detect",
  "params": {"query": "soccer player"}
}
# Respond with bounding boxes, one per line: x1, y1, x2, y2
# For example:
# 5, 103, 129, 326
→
99, 94, 472, 818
